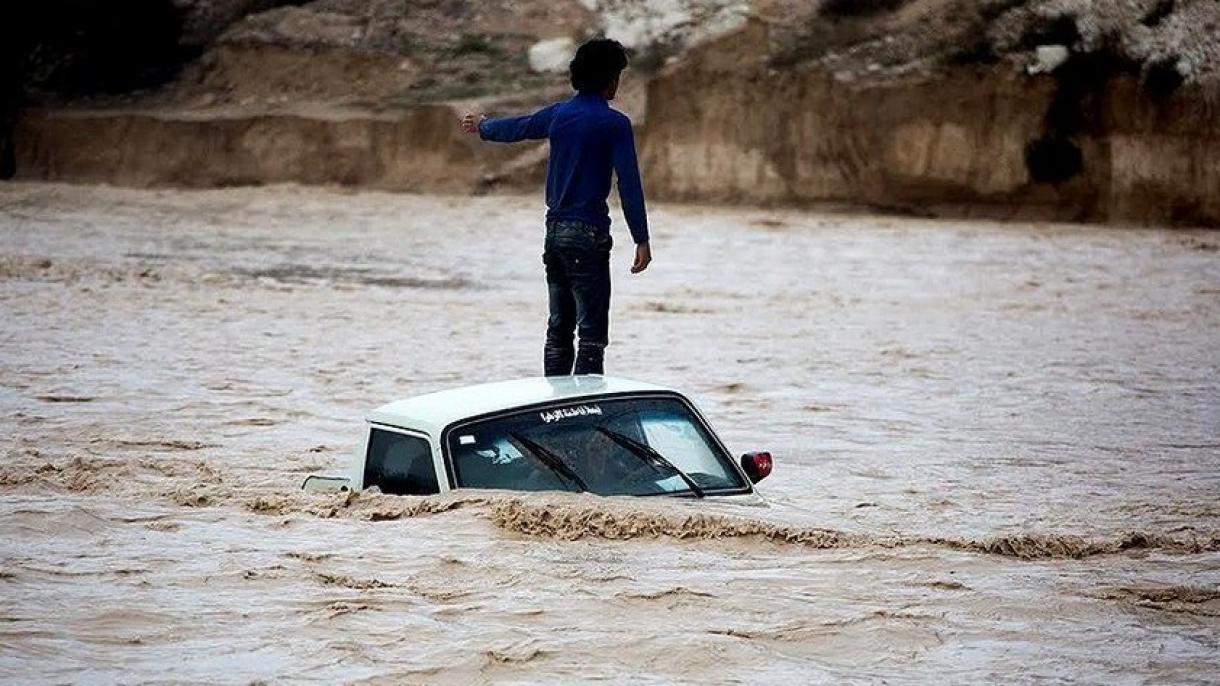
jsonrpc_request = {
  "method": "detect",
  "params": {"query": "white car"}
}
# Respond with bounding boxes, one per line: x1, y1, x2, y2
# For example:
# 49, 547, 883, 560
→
303, 376, 773, 500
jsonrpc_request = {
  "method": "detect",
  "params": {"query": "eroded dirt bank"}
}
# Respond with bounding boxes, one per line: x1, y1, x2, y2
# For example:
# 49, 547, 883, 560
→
8, 0, 1220, 225
13, 105, 545, 193
13, 53, 1219, 226
641, 20, 1220, 227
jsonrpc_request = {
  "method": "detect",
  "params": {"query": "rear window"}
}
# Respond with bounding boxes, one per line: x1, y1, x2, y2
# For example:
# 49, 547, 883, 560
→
364, 429, 439, 495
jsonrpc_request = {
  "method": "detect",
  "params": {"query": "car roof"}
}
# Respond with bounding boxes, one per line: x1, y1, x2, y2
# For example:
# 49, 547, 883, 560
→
366, 375, 679, 435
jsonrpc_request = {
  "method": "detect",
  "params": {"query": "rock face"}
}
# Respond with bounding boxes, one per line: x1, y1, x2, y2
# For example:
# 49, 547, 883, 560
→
175, 0, 293, 48
9, 0, 1220, 227
529, 38, 578, 74
7, 1, 303, 100
13, 106, 534, 193
584, 0, 749, 55
175, 0, 598, 107
640, 13, 1220, 226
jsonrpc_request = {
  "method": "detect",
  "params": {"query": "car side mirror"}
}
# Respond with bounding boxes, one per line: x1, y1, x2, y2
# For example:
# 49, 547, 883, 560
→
740, 451, 772, 484
301, 475, 352, 493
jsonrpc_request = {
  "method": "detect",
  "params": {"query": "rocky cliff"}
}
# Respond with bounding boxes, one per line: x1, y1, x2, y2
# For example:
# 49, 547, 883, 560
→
13, 104, 548, 193
641, 1, 1220, 225
7, 0, 1220, 227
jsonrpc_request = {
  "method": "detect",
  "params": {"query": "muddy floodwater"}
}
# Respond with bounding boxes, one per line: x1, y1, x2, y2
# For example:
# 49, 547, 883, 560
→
1, 183, 1218, 683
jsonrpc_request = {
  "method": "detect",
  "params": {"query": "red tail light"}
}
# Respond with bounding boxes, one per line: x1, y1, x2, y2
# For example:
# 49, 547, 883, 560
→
741, 451, 772, 483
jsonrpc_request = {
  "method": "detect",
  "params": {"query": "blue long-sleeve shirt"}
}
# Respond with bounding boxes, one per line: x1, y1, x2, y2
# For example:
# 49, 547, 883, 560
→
478, 92, 649, 244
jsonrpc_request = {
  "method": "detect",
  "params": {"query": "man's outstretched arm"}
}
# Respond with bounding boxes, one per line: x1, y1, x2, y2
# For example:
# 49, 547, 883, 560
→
460, 103, 559, 143
611, 116, 651, 274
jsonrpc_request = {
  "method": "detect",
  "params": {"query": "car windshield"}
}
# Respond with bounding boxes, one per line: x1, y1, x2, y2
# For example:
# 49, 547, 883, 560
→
445, 396, 748, 496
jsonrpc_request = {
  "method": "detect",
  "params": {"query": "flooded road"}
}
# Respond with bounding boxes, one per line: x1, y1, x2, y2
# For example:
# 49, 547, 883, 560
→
1, 183, 1218, 683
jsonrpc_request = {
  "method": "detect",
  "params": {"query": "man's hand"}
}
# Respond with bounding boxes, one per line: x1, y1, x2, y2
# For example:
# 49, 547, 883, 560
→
459, 112, 485, 135
631, 241, 652, 274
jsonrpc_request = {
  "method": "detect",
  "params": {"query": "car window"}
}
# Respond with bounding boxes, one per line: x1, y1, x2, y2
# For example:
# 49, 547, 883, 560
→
446, 396, 747, 496
638, 409, 737, 485
364, 429, 439, 495
449, 434, 575, 492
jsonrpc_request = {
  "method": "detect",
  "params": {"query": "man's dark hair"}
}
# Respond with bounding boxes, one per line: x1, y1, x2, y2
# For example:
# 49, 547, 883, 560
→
569, 39, 628, 93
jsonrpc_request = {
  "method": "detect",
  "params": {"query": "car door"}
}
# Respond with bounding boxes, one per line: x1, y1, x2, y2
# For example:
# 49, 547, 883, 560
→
361, 425, 444, 496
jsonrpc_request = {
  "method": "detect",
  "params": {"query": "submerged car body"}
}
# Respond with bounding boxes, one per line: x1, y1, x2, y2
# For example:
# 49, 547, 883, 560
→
303, 376, 772, 500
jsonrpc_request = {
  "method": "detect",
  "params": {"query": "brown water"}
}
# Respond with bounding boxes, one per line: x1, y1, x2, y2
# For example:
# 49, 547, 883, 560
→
1, 183, 1218, 683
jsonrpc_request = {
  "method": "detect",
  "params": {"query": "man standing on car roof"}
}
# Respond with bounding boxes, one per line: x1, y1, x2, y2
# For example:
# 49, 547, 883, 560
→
460, 38, 651, 377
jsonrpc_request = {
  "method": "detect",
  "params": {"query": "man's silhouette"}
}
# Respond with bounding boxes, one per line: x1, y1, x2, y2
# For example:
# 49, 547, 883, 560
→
462, 39, 650, 376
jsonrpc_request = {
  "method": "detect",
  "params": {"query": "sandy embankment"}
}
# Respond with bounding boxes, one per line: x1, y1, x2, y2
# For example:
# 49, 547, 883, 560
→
642, 18, 1220, 227
13, 104, 547, 193
14, 55, 1220, 227
10, 5, 1220, 227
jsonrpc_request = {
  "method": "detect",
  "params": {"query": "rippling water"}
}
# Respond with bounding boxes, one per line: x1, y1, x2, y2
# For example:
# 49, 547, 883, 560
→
1, 183, 1218, 683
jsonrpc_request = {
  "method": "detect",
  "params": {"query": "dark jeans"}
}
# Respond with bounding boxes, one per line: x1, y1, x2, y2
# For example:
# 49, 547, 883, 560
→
543, 220, 611, 376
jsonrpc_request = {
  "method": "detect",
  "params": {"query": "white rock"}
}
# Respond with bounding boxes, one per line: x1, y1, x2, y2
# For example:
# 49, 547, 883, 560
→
528, 37, 577, 74
1176, 57, 1195, 79
1028, 44, 1071, 75
585, 0, 748, 50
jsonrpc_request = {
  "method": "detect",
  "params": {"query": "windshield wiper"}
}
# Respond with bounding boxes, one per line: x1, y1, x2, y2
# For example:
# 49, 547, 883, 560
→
593, 427, 705, 498
508, 432, 588, 493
